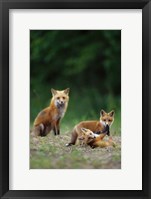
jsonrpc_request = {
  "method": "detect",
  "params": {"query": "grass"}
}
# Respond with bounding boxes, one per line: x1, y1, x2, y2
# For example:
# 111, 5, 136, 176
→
30, 127, 121, 169
30, 90, 121, 169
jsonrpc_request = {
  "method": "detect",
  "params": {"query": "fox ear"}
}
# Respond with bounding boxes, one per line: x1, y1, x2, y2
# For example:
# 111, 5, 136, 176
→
51, 88, 57, 96
109, 110, 115, 117
100, 109, 106, 116
64, 88, 70, 95
81, 128, 87, 133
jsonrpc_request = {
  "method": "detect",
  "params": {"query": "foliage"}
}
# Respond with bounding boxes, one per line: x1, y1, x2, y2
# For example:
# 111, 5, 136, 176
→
30, 30, 121, 132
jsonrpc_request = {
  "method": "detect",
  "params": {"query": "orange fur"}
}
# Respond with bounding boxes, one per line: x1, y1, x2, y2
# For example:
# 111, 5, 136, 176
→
66, 110, 114, 146
78, 128, 115, 148
89, 134, 115, 148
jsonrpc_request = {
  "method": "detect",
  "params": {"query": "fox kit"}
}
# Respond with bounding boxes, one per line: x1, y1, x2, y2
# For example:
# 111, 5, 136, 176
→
78, 128, 96, 146
79, 128, 115, 148
66, 110, 114, 146
31, 88, 70, 136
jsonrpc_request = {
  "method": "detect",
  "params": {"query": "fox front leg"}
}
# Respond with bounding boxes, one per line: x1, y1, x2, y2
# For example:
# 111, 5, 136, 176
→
56, 118, 61, 135
53, 122, 59, 135
53, 126, 57, 135
56, 128, 60, 135
57, 118, 61, 135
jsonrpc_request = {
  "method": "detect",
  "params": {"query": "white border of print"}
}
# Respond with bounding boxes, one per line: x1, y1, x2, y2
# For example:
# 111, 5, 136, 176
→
9, 9, 142, 190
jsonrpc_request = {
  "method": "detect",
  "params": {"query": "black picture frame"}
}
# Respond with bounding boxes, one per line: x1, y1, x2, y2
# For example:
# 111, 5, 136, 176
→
0, 0, 150, 198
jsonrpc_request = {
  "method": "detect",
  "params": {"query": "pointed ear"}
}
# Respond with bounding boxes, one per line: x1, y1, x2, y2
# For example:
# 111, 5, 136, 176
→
100, 109, 106, 116
109, 110, 115, 117
51, 88, 57, 96
81, 128, 87, 133
64, 88, 70, 95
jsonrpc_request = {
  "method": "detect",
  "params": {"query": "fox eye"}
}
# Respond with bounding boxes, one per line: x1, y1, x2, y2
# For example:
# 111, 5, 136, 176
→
62, 97, 65, 100
108, 119, 111, 122
103, 119, 106, 122
57, 97, 60, 100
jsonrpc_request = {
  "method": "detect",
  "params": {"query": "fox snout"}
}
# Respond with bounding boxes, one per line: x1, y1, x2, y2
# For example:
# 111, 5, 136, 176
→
58, 100, 64, 105
55, 97, 66, 108
56, 102, 64, 108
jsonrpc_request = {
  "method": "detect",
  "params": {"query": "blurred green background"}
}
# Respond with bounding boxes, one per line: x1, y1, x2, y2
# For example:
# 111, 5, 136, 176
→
30, 30, 121, 135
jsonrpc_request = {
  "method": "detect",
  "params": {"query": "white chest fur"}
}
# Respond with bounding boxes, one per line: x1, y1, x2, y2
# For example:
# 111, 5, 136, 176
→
52, 107, 65, 120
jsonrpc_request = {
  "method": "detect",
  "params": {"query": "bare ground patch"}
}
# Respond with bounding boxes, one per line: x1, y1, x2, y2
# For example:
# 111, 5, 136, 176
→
30, 132, 121, 169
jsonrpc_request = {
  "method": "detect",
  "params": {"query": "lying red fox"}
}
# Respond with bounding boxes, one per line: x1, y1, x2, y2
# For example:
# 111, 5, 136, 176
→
78, 128, 115, 148
66, 110, 114, 146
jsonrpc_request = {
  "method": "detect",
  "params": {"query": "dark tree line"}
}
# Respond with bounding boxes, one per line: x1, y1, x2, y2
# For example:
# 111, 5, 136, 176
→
30, 30, 121, 122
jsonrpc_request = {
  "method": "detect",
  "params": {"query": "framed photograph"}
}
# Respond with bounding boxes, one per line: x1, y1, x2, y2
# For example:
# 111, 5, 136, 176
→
0, 0, 150, 198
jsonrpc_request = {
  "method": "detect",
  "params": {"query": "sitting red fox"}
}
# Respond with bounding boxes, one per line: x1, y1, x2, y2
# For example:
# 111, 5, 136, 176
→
79, 128, 115, 148
31, 88, 70, 136
66, 110, 114, 146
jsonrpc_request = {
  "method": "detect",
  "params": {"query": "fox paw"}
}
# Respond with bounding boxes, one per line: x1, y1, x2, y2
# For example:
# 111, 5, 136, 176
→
65, 143, 72, 147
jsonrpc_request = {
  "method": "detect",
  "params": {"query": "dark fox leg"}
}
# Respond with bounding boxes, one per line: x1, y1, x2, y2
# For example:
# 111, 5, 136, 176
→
57, 129, 60, 135
66, 130, 78, 146
102, 125, 110, 136
53, 127, 57, 136
53, 119, 61, 136
56, 118, 61, 135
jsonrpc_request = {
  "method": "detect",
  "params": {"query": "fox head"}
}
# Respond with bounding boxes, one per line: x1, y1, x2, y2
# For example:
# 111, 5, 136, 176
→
79, 128, 96, 143
51, 88, 70, 108
100, 110, 115, 127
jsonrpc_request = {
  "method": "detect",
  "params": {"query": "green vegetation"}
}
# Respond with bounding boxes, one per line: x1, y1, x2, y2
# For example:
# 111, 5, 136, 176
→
30, 30, 121, 169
